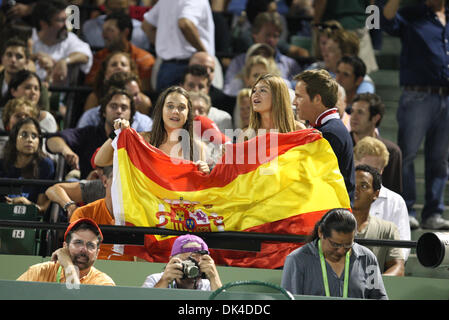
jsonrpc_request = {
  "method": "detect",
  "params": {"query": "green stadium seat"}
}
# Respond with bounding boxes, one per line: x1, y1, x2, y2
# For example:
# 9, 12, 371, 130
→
0, 204, 41, 255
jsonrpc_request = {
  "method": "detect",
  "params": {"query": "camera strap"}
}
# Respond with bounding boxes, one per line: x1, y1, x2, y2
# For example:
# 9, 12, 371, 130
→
318, 239, 350, 298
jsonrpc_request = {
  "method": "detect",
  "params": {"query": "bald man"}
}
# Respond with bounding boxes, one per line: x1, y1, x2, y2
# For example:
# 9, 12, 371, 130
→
189, 52, 236, 116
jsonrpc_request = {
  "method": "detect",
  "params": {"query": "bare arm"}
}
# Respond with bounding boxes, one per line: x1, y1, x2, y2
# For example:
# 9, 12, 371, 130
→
51, 247, 80, 285
178, 18, 207, 52
142, 20, 157, 45
45, 182, 82, 219
95, 138, 114, 168
46, 137, 79, 170
383, 0, 401, 20
5, 193, 50, 213
52, 52, 90, 83
199, 255, 222, 291
383, 259, 405, 276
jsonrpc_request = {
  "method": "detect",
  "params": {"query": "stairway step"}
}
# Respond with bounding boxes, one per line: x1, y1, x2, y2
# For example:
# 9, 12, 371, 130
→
370, 70, 400, 87
405, 253, 449, 279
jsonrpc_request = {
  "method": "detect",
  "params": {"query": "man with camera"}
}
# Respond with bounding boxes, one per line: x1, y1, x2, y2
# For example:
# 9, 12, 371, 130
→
141, 234, 222, 291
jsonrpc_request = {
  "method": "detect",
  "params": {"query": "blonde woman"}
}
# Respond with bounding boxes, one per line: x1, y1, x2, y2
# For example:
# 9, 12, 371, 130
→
237, 74, 305, 142
224, 55, 286, 97
234, 88, 252, 130
2, 97, 39, 132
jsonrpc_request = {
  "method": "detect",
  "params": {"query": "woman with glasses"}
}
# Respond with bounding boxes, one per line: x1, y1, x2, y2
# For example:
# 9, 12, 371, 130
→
281, 208, 388, 299
0, 117, 55, 213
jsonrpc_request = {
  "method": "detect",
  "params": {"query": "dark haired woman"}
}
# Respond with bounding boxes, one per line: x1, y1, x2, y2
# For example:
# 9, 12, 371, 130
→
94, 86, 209, 173
0, 117, 55, 213
1, 69, 56, 133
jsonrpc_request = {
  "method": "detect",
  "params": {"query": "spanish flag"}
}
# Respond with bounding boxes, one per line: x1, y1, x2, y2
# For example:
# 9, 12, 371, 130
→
111, 128, 350, 269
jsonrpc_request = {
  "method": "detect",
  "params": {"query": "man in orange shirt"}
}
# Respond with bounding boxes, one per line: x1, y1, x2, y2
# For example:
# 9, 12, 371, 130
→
17, 218, 115, 286
70, 166, 137, 261
85, 11, 154, 92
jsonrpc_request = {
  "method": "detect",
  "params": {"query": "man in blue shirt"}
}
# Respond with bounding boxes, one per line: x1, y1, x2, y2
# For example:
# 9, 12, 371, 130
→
381, 0, 449, 230
336, 55, 375, 108
76, 71, 153, 132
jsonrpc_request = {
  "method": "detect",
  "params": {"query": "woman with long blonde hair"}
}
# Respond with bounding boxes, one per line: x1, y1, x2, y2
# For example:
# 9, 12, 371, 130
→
238, 73, 305, 142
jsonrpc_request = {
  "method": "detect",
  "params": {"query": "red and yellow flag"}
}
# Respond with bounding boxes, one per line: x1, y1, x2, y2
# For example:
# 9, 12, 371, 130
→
111, 128, 350, 269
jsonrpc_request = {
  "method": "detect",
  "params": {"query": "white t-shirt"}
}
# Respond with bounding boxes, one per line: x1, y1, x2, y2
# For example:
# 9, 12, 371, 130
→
143, 0, 215, 60
142, 272, 211, 291
32, 28, 93, 80
369, 185, 411, 261
39, 111, 58, 133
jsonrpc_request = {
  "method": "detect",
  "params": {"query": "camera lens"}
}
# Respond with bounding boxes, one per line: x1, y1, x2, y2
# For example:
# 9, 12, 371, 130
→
185, 265, 199, 278
182, 259, 200, 279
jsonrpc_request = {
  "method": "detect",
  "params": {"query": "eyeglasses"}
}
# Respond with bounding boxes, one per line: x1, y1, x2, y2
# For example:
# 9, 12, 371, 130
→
18, 131, 39, 140
314, 23, 341, 31
326, 238, 354, 249
70, 239, 98, 251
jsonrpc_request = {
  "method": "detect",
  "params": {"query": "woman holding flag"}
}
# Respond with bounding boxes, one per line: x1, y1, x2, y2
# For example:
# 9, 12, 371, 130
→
94, 86, 210, 174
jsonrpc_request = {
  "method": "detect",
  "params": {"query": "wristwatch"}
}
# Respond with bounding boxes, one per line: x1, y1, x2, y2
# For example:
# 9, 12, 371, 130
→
63, 200, 77, 212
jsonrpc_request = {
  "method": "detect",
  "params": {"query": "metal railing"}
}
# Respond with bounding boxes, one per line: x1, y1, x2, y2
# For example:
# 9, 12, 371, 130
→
0, 219, 418, 250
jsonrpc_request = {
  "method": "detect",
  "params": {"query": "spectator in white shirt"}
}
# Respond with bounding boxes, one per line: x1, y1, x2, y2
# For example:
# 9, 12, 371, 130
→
31, 0, 93, 85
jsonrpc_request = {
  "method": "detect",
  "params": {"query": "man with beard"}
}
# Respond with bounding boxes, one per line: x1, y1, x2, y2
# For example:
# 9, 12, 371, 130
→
17, 218, 115, 286
31, 0, 93, 85
68, 165, 138, 261
85, 11, 155, 92
46, 88, 135, 179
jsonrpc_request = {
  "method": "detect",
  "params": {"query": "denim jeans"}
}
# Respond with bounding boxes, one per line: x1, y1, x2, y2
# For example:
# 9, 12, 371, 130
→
397, 90, 449, 221
156, 61, 188, 94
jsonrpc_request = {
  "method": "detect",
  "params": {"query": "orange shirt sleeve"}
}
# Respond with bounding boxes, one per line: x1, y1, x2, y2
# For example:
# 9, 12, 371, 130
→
16, 262, 59, 282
